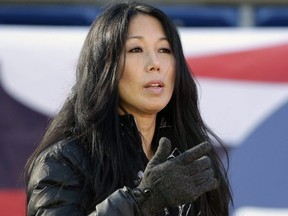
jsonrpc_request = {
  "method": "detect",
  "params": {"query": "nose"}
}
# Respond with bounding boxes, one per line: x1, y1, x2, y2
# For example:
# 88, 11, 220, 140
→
146, 51, 160, 72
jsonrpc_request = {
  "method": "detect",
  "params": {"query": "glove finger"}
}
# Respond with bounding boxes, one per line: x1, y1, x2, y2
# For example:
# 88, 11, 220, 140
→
193, 177, 219, 197
146, 137, 171, 169
190, 168, 215, 186
185, 155, 212, 175
177, 141, 212, 164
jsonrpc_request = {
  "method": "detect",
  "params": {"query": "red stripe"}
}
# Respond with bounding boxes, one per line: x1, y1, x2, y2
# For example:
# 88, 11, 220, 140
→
187, 43, 288, 83
0, 190, 25, 216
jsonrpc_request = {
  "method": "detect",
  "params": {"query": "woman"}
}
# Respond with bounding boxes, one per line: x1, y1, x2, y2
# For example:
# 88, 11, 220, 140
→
24, 2, 232, 216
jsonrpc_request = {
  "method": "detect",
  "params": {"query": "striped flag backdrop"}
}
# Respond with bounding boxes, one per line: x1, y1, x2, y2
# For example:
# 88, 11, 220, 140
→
0, 26, 287, 215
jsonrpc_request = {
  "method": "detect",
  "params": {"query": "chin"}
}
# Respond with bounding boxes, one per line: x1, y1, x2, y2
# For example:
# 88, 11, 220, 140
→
144, 105, 167, 114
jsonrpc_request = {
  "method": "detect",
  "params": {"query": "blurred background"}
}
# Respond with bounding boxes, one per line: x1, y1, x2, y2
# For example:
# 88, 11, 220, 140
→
0, 0, 288, 215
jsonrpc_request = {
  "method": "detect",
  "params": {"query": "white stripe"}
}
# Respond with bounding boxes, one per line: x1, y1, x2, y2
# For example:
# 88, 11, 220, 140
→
198, 78, 288, 146
234, 206, 288, 216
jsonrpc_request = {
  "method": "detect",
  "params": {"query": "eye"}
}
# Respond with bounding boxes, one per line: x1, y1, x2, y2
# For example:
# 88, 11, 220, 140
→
159, 48, 172, 54
129, 47, 143, 53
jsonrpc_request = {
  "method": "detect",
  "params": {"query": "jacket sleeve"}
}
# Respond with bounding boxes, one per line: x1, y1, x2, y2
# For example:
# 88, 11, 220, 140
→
26, 141, 141, 216
92, 187, 141, 216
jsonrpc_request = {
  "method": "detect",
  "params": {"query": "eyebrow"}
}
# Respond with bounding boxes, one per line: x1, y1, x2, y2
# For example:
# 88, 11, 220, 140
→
127, 35, 168, 41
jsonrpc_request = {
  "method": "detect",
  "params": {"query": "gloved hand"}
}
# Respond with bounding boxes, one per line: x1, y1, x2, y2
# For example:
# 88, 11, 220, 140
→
136, 137, 219, 215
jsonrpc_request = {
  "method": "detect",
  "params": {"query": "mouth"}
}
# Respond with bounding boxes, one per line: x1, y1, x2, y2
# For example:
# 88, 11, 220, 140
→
144, 81, 164, 88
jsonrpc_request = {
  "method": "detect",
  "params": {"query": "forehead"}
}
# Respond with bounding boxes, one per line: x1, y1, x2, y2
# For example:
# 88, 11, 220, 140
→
127, 14, 166, 37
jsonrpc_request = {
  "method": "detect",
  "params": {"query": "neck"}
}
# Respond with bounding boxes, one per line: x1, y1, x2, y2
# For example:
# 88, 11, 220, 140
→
134, 114, 157, 160
118, 106, 157, 160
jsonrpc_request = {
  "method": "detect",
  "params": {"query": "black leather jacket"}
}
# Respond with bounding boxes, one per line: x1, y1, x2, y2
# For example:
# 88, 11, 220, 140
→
26, 114, 197, 216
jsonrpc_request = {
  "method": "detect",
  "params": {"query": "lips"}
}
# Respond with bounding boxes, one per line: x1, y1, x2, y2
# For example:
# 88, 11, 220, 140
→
144, 80, 164, 88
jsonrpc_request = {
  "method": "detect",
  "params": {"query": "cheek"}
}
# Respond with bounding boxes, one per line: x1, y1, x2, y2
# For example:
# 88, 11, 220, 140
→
170, 67, 176, 83
169, 73, 175, 96
118, 70, 139, 100
118, 76, 131, 97
119, 63, 134, 84
165, 62, 176, 90
167, 70, 176, 100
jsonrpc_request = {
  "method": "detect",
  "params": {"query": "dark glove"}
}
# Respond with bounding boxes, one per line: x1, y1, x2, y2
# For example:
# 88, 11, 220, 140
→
136, 137, 218, 215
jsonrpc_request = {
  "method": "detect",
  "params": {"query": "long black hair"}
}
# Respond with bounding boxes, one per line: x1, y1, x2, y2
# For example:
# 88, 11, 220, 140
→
24, 2, 232, 215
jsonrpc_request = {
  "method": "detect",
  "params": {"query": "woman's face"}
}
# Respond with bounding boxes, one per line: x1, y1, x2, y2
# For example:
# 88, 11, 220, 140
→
118, 14, 175, 117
